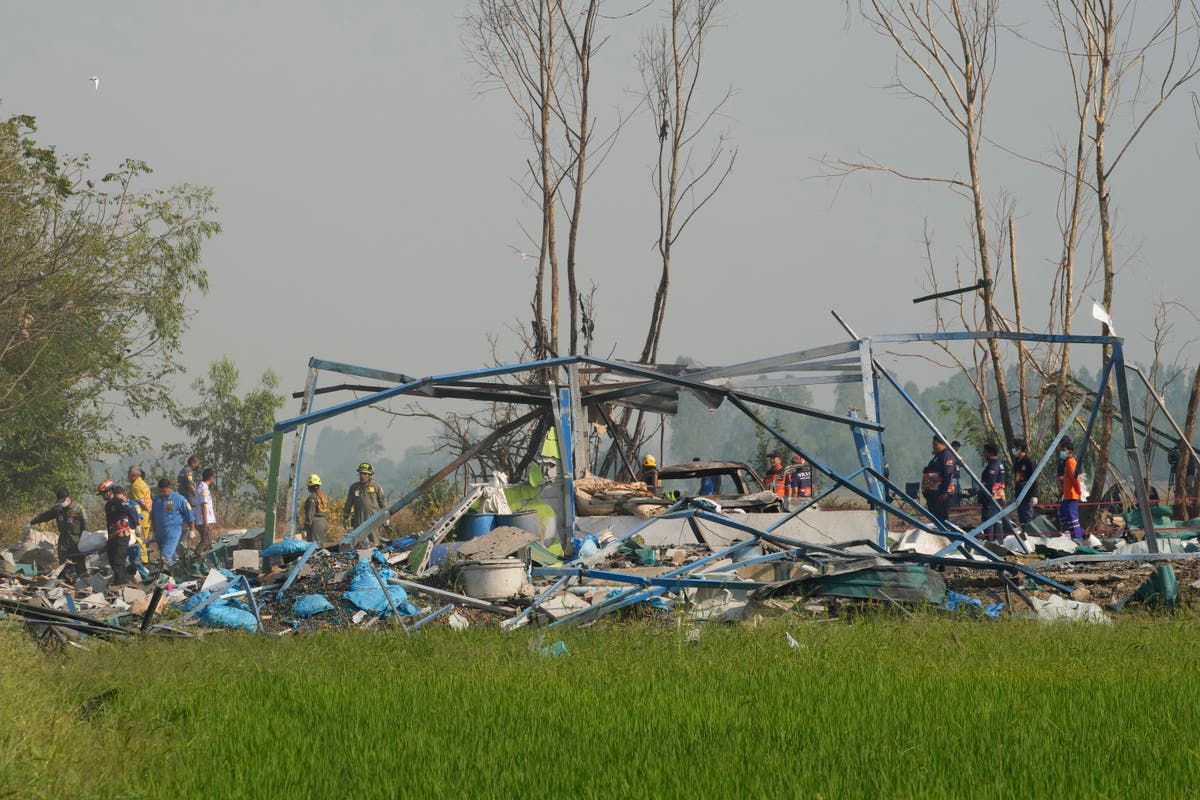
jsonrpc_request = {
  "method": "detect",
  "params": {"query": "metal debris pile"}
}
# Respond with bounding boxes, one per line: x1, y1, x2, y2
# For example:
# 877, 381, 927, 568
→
6, 498, 1199, 648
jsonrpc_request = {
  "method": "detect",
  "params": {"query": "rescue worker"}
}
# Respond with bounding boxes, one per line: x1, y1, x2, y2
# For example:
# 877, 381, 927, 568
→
127, 466, 153, 551
1010, 439, 1036, 528
113, 485, 150, 581
640, 454, 661, 491
302, 473, 329, 542
177, 455, 200, 502
1057, 436, 1086, 540
343, 463, 388, 545
788, 454, 814, 501
922, 436, 957, 526
977, 442, 1007, 540
28, 487, 87, 578
763, 452, 788, 499
151, 477, 195, 565
99, 480, 139, 585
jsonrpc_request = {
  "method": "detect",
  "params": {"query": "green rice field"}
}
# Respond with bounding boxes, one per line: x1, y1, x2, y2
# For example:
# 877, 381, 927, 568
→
2, 616, 1198, 799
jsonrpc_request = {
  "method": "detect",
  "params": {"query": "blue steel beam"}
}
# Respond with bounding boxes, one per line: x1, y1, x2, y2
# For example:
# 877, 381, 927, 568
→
579, 355, 883, 431
583, 343, 862, 405
258, 356, 576, 439
1112, 344, 1159, 553
308, 358, 415, 385
870, 331, 1120, 346
501, 576, 572, 631
531, 566, 765, 592
1075, 357, 1115, 475
406, 604, 454, 633
724, 395, 943, 533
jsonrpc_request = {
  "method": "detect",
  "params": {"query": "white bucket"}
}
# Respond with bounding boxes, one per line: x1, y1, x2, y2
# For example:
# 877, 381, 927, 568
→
459, 559, 527, 601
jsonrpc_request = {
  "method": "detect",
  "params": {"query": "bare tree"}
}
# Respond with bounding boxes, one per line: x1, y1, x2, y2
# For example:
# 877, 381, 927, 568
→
467, 0, 627, 360
830, 0, 1017, 449
637, 0, 736, 364
596, 0, 735, 477
1053, 0, 1200, 518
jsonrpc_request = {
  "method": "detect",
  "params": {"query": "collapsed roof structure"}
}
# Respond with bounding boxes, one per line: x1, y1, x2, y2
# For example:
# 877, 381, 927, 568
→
251, 322, 1198, 607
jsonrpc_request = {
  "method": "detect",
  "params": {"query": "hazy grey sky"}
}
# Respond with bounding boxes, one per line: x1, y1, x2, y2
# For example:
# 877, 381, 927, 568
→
3, 2, 1197, 453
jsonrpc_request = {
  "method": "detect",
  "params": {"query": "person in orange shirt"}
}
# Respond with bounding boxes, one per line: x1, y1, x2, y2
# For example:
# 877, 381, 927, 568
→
1057, 436, 1085, 540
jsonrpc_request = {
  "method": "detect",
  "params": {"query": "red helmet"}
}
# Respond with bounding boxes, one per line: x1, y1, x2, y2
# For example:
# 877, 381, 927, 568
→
97, 479, 115, 494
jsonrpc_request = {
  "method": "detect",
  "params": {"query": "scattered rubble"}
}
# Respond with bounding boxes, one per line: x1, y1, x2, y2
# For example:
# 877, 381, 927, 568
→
4, 499, 1200, 649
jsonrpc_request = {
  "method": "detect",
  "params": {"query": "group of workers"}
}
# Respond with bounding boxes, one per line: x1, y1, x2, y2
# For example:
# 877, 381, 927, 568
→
28, 458, 391, 585
922, 435, 1086, 540
301, 461, 390, 545
633, 435, 1090, 541
28, 459, 215, 585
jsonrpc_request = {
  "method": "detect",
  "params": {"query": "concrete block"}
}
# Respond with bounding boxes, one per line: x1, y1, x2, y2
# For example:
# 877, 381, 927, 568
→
232, 549, 261, 572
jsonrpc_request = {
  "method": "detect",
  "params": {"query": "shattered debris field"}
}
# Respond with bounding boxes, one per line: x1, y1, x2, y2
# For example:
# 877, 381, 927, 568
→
4, 619, 1198, 800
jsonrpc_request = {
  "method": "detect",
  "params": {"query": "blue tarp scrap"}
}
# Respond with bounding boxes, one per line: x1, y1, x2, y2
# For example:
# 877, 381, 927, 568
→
942, 590, 1004, 619
292, 594, 335, 617
261, 538, 311, 558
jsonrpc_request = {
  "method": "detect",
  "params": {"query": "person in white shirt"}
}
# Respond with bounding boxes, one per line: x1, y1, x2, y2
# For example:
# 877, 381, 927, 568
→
193, 467, 217, 552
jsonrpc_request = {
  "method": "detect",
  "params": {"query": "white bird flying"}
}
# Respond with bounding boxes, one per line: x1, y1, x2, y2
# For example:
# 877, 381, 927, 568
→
89, 75, 99, 91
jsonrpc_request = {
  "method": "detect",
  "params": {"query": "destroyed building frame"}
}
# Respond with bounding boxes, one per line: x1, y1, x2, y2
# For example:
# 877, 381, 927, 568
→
252, 323, 1197, 604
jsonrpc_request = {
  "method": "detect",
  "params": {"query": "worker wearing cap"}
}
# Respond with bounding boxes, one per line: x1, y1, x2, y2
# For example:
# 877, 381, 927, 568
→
922, 436, 956, 527
29, 487, 88, 578
99, 480, 139, 585
639, 454, 660, 491
151, 477, 195, 565
302, 474, 329, 542
1057, 437, 1086, 540
344, 463, 387, 544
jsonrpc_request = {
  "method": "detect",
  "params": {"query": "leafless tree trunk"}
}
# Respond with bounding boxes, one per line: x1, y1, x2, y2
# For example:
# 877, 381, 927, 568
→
1176, 364, 1200, 519
1048, 0, 1098, 431
832, 0, 1015, 448
1055, 0, 1200, 520
1008, 217, 1031, 440
638, 0, 736, 365
597, 0, 735, 477
468, 0, 625, 362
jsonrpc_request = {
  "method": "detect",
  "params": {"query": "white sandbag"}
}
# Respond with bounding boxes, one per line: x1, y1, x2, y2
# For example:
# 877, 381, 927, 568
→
479, 471, 512, 515
77, 530, 109, 554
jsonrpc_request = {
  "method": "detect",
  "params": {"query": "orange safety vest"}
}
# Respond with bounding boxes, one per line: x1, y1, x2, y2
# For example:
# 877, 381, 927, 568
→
764, 469, 788, 498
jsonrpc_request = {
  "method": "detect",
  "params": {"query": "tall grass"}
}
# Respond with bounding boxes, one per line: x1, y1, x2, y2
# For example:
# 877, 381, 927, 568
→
2, 617, 1198, 799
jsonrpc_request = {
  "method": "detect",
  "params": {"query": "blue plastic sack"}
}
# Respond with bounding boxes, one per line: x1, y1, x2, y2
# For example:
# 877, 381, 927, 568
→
292, 594, 334, 618
344, 586, 417, 617
348, 560, 393, 591
180, 590, 212, 612
261, 538, 311, 558
389, 536, 417, 551
199, 603, 258, 632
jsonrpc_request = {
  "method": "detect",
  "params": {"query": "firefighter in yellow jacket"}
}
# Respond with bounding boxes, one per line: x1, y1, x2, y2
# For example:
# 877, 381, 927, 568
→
343, 462, 387, 544
126, 466, 153, 547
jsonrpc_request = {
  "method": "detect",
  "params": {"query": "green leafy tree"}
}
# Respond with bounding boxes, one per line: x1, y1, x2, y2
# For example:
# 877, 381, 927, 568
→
0, 115, 219, 506
169, 358, 284, 506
